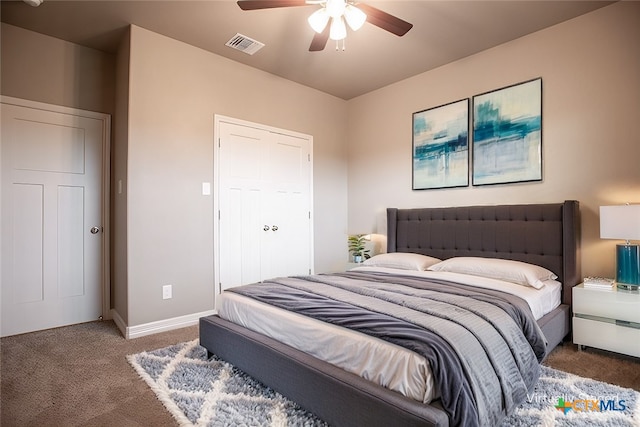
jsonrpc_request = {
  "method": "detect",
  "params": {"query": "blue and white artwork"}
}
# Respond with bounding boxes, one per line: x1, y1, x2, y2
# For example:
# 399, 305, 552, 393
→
472, 78, 542, 186
413, 99, 469, 190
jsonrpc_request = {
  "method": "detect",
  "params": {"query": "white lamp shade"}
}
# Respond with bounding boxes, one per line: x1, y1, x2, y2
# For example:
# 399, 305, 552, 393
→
308, 8, 329, 33
329, 16, 347, 40
344, 5, 366, 31
600, 205, 640, 241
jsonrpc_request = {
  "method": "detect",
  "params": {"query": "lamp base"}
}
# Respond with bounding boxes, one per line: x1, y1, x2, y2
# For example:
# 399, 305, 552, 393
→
616, 283, 639, 292
616, 244, 640, 286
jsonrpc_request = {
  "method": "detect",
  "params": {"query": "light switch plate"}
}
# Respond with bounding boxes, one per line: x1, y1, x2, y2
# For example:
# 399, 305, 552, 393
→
202, 182, 211, 196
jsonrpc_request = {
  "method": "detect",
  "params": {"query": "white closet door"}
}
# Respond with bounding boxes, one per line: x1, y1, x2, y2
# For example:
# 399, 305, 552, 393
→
262, 132, 312, 279
218, 122, 268, 290
217, 119, 312, 292
1, 101, 105, 337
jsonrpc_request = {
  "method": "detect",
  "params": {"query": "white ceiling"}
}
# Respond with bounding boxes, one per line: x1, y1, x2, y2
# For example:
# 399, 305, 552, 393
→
0, 0, 613, 99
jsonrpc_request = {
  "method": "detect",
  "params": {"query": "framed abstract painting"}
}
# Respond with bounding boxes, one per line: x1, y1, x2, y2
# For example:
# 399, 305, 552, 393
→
472, 78, 542, 186
412, 98, 469, 190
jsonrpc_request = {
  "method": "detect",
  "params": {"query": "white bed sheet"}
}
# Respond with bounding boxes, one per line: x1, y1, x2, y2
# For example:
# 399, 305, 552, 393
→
217, 268, 561, 404
218, 291, 436, 403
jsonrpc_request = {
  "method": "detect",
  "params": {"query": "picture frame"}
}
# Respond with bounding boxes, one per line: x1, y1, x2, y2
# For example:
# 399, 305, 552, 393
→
472, 78, 542, 186
412, 98, 469, 190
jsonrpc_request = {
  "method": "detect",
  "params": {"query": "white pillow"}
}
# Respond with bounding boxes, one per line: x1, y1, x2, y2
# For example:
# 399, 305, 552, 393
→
363, 253, 441, 271
427, 257, 557, 289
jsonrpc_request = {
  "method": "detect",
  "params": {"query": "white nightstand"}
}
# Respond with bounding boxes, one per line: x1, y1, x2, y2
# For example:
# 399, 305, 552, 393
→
572, 283, 640, 358
346, 262, 364, 270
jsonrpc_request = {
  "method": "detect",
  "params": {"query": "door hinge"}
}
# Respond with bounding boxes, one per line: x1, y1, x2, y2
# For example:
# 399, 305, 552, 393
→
308, 154, 310, 161
218, 138, 221, 148
218, 283, 222, 293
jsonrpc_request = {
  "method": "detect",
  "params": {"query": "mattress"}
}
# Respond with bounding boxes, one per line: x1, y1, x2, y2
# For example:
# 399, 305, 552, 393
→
217, 267, 560, 405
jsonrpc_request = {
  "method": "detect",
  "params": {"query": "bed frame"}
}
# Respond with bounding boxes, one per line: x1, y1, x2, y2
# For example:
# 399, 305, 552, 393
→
200, 201, 580, 427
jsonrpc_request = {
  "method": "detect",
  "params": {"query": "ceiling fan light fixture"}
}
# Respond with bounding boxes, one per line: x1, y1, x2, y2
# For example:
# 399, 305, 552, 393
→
344, 5, 366, 31
308, 8, 330, 33
237, 0, 413, 52
325, 0, 346, 19
329, 16, 347, 41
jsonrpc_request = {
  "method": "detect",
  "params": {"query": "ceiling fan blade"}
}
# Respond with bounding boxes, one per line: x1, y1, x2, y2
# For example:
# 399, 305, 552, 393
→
309, 25, 330, 51
237, 0, 308, 10
356, 3, 413, 37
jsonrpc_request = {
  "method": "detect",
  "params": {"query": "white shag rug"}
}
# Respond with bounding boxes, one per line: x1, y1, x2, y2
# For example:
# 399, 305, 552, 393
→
128, 339, 640, 426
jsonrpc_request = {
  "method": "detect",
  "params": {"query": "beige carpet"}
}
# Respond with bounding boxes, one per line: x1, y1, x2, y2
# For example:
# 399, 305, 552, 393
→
1, 320, 639, 426
1, 321, 198, 426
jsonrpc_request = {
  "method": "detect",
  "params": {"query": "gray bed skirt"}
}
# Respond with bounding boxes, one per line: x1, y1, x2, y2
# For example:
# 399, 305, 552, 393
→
199, 303, 568, 427
199, 315, 450, 427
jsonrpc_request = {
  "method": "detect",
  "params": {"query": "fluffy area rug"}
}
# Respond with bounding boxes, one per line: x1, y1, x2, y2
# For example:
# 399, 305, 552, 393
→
128, 339, 640, 427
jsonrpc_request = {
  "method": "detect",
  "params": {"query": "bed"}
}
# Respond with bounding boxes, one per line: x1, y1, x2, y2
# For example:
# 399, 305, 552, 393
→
199, 201, 581, 426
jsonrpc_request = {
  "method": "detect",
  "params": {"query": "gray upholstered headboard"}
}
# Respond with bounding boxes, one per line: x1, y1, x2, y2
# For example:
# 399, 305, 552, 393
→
387, 201, 580, 306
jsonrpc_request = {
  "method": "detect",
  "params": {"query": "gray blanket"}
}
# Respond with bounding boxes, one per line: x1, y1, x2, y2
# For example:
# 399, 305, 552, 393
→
229, 271, 546, 427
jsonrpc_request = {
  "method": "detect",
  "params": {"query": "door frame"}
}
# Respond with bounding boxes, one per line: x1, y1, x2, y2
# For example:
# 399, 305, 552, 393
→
1, 95, 112, 321
213, 115, 314, 299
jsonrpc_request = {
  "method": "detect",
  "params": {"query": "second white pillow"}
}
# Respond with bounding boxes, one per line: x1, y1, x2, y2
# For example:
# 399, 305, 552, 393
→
363, 252, 442, 271
428, 257, 557, 289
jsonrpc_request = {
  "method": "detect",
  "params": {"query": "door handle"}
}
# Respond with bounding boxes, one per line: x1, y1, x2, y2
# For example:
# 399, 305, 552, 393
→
90, 226, 101, 234
271, 225, 278, 231
263, 225, 270, 231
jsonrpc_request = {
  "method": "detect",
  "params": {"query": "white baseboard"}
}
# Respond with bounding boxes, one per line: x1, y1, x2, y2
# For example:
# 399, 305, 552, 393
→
111, 309, 127, 337
111, 309, 216, 339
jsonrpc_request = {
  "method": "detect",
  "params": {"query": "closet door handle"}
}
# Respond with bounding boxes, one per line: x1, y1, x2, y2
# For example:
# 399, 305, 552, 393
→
263, 225, 270, 231
272, 225, 279, 231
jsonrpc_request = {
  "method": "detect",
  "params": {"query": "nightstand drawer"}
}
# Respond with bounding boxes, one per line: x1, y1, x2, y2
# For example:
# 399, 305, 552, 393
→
573, 317, 640, 357
573, 286, 640, 323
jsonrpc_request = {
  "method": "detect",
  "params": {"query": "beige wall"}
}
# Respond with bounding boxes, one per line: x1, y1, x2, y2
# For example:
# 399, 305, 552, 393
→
0, 23, 115, 115
2, 1, 637, 331
125, 26, 348, 326
346, 1, 640, 279
1, 22, 348, 330
1, 23, 118, 313
112, 28, 131, 323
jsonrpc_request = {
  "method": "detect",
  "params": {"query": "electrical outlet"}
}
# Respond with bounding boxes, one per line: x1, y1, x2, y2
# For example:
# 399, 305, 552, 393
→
162, 284, 172, 300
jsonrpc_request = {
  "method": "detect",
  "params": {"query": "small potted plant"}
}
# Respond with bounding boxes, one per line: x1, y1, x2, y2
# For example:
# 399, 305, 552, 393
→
348, 234, 371, 263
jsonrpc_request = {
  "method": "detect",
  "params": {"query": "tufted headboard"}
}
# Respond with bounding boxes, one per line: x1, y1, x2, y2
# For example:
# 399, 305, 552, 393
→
387, 201, 581, 306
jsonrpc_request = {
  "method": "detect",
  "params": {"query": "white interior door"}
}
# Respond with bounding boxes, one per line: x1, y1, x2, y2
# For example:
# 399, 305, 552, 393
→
1, 101, 106, 337
216, 118, 313, 292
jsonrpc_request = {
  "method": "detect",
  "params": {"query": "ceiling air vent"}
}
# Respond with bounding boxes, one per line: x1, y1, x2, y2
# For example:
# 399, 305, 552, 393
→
225, 33, 265, 55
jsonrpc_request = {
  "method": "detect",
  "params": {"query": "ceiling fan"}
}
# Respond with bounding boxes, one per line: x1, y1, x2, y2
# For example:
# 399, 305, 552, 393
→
237, 0, 413, 51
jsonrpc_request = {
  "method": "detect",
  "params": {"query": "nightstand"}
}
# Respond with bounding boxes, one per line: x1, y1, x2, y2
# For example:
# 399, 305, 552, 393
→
346, 262, 364, 270
572, 283, 640, 358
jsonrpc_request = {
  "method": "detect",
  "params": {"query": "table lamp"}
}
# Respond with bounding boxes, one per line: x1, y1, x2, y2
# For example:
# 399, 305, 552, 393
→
600, 204, 640, 290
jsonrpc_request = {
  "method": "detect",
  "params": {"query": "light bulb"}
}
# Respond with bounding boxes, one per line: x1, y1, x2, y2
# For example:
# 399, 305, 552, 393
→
344, 5, 366, 31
